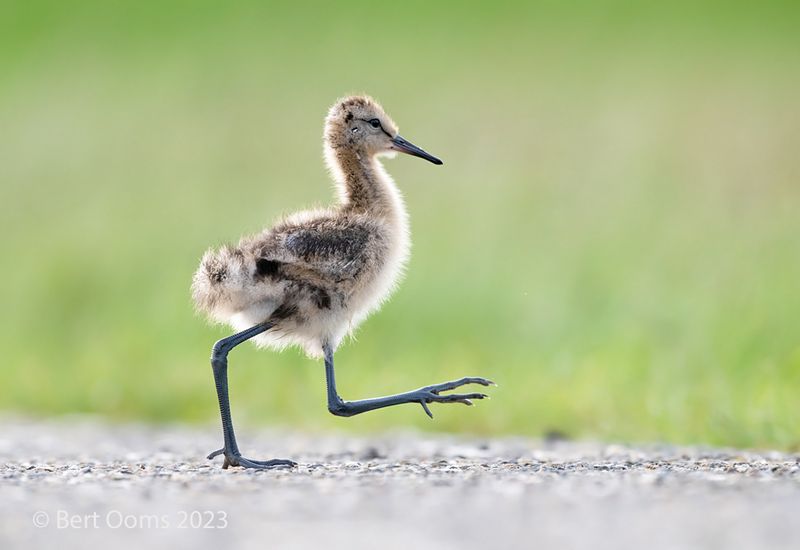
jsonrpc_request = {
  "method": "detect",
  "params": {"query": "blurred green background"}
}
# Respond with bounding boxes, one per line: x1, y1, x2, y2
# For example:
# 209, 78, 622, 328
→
2, 1, 799, 449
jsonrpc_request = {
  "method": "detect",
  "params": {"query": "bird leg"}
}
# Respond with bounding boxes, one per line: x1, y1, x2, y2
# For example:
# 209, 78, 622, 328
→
323, 344, 494, 418
207, 322, 297, 470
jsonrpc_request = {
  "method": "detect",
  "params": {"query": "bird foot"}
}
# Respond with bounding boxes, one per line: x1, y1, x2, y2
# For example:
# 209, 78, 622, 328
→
417, 376, 496, 418
207, 448, 297, 470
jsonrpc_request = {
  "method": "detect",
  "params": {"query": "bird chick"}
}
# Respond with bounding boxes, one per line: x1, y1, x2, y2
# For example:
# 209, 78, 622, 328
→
192, 95, 493, 469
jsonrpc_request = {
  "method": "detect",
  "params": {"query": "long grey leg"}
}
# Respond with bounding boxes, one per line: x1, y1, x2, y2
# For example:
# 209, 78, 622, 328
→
323, 343, 494, 418
206, 322, 297, 470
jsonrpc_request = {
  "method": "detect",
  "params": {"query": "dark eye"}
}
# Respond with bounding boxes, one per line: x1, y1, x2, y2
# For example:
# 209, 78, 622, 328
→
369, 118, 381, 128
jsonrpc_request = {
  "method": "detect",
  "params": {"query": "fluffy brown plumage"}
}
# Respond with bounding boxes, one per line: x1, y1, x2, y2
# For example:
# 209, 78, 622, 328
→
192, 95, 438, 358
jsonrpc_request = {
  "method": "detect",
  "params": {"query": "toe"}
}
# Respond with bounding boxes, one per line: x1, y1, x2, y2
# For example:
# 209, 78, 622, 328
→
465, 392, 489, 400
433, 392, 488, 403
236, 456, 297, 469
250, 458, 297, 468
466, 377, 495, 386
426, 377, 495, 393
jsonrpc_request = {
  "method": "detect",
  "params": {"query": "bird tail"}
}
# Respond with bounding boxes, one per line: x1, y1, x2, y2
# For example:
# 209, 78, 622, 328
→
191, 244, 254, 322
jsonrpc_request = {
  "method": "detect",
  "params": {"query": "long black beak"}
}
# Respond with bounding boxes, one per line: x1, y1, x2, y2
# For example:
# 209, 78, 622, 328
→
391, 135, 443, 165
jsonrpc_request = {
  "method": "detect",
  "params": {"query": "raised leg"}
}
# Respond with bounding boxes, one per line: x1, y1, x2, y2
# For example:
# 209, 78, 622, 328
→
323, 343, 494, 418
206, 322, 297, 470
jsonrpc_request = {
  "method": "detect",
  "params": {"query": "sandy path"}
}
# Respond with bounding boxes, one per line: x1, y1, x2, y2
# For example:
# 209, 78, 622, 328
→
1, 417, 798, 549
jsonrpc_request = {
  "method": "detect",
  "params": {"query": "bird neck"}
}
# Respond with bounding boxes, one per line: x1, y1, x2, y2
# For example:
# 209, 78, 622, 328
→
326, 145, 403, 218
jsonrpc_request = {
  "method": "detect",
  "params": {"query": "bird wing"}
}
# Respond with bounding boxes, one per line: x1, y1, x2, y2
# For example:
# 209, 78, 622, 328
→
257, 219, 376, 282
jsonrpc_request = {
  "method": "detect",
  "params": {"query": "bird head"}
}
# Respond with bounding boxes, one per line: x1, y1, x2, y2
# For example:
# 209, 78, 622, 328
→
325, 95, 443, 165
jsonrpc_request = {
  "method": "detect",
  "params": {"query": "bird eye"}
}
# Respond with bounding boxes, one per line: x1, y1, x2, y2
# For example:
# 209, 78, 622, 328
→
369, 118, 381, 128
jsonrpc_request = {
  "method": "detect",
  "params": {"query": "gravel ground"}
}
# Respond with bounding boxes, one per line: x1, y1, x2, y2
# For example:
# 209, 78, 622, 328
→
1, 417, 798, 550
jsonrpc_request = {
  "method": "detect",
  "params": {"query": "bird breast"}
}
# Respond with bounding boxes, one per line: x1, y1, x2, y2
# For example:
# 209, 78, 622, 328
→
344, 213, 409, 324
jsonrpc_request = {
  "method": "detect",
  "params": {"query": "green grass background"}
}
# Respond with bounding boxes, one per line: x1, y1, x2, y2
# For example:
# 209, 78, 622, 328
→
2, 1, 799, 449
